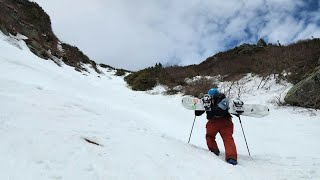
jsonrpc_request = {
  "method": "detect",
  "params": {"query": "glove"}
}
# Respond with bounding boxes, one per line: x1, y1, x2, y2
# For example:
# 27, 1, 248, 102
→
195, 110, 205, 116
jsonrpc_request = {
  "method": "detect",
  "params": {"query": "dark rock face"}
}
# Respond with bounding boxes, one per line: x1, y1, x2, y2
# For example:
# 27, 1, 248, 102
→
0, 0, 59, 58
257, 38, 267, 47
285, 67, 320, 109
0, 0, 102, 73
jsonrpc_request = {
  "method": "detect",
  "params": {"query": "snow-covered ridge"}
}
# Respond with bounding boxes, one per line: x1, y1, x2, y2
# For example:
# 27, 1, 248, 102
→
0, 32, 319, 180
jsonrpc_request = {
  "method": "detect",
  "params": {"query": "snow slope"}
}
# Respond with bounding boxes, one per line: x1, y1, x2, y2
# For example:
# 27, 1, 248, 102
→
0, 32, 319, 180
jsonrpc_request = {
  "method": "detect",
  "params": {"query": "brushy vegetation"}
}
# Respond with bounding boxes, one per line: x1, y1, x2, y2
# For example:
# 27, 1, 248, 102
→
115, 69, 129, 76
125, 38, 320, 96
197, 38, 320, 84
124, 63, 164, 91
183, 78, 218, 97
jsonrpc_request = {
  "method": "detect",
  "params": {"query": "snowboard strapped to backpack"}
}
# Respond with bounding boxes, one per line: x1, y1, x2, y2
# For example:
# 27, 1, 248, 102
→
203, 93, 230, 117
181, 95, 269, 118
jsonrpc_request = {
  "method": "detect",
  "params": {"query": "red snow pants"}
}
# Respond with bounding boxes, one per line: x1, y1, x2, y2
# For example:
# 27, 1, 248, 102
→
206, 116, 237, 160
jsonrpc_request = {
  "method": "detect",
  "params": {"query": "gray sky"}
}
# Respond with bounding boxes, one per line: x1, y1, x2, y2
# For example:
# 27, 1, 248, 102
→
32, 0, 320, 71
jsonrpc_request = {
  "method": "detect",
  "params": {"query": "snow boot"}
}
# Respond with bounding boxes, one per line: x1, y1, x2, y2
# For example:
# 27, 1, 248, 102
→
227, 158, 237, 165
210, 149, 220, 156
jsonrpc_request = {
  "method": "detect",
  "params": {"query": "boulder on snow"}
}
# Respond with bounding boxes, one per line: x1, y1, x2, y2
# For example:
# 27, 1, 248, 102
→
284, 67, 320, 109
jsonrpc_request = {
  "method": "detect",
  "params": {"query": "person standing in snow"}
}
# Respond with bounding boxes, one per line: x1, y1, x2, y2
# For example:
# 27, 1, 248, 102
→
195, 88, 238, 165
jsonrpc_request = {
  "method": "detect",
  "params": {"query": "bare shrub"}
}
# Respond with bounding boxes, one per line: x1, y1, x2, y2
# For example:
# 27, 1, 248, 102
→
183, 78, 217, 97
257, 75, 272, 89
219, 80, 248, 99
270, 93, 287, 106
115, 69, 127, 76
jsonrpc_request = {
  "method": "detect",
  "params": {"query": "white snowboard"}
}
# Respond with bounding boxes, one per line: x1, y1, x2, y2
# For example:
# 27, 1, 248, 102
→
181, 96, 270, 118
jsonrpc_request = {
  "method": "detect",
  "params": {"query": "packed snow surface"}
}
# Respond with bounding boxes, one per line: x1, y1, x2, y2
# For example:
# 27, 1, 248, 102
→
0, 32, 319, 180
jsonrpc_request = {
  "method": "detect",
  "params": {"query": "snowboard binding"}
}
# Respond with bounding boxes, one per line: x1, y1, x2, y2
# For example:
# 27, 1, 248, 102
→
233, 99, 244, 114
202, 94, 212, 111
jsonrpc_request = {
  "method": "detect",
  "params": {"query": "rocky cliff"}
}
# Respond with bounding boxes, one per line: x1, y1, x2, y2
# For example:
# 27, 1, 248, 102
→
0, 0, 102, 73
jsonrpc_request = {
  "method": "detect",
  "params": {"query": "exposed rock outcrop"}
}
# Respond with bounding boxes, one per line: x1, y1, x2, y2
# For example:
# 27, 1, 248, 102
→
257, 38, 267, 47
0, 0, 102, 73
285, 67, 320, 109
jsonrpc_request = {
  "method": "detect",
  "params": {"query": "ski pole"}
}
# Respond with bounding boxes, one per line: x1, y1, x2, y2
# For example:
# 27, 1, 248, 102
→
188, 115, 197, 143
238, 115, 251, 156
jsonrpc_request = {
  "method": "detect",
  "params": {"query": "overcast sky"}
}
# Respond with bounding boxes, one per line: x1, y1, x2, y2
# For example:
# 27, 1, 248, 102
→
32, 0, 320, 71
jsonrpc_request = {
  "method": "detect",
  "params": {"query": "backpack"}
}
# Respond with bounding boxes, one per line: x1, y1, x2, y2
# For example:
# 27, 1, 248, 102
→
209, 93, 230, 117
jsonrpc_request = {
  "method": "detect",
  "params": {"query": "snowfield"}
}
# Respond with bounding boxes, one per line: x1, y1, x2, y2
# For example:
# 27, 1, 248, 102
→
0, 32, 320, 180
